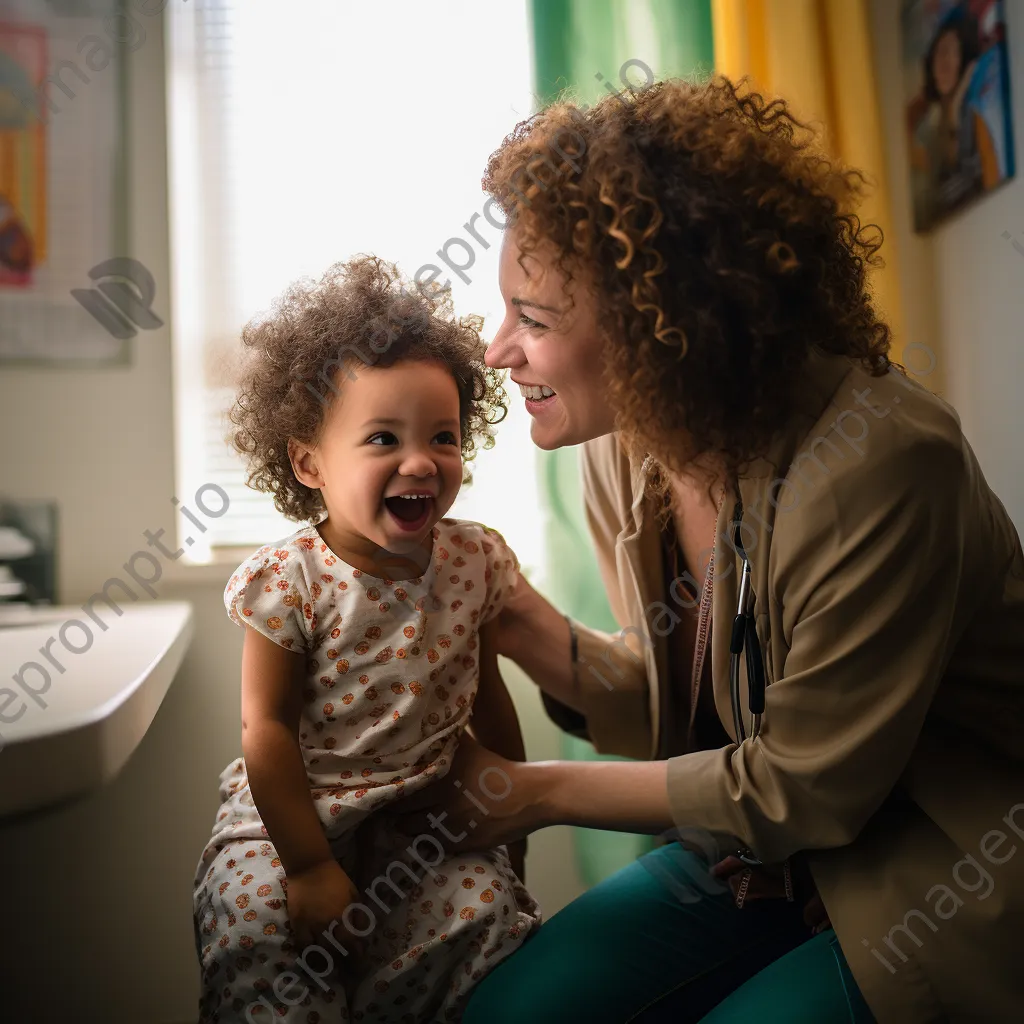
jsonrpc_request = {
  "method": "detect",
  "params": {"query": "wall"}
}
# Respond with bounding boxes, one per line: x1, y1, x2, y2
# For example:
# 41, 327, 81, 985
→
870, 0, 1024, 529
0, 15, 582, 1024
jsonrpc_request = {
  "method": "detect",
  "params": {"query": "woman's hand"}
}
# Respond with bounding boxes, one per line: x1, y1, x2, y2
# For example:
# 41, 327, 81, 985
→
285, 858, 363, 955
392, 734, 548, 852
393, 738, 676, 850
710, 855, 832, 934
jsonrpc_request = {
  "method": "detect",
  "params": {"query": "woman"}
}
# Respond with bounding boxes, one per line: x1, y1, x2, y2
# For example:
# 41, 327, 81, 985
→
398, 77, 1024, 1022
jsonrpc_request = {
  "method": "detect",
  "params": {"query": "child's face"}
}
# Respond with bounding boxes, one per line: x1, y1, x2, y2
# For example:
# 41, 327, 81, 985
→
292, 359, 464, 558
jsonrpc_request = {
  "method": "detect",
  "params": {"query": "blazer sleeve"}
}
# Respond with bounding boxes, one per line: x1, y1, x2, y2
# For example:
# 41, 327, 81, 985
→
665, 430, 971, 863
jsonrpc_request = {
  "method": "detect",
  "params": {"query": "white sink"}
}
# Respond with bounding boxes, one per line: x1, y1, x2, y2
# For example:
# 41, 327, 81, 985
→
0, 605, 75, 629
0, 601, 193, 818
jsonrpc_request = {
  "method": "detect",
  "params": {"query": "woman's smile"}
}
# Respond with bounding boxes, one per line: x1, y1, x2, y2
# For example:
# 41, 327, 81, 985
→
516, 380, 558, 415
517, 382, 556, 401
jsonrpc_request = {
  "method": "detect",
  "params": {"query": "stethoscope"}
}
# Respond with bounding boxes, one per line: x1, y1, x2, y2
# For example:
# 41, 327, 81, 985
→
728, 505, 767, 742
655, 471, 768, 745
733, 557, 765, 741
727, 503, 768, 868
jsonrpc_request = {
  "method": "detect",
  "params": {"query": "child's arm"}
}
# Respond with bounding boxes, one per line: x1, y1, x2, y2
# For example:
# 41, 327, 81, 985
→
469, 620, 528, 879
470, 620, 526, 761
240, 627, 360, 948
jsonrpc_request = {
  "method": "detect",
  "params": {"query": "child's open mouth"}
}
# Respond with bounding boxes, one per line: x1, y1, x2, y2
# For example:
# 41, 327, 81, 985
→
384, 493, 434, 532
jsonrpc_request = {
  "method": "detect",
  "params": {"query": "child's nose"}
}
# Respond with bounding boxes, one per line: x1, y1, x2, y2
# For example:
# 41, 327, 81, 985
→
399, 448, 438, 478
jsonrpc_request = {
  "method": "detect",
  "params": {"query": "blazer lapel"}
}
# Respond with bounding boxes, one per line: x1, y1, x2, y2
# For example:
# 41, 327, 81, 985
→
618, 454, 674, 757
711, 353, 854, 745
711, 483, 744, 742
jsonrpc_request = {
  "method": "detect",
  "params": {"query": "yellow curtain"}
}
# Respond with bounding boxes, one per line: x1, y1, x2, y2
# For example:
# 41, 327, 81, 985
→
711, 0, 910, 372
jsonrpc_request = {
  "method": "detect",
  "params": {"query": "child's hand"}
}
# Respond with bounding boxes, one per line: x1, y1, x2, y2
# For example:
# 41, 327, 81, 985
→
286, 859, 363, 958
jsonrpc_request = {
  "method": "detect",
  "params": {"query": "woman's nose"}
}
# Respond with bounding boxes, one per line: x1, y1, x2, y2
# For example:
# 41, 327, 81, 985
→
485, 322, 522, 369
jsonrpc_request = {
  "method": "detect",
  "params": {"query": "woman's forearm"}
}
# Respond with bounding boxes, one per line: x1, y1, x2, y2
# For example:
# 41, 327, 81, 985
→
530, 757, 674, 835
501, 578, 583, 712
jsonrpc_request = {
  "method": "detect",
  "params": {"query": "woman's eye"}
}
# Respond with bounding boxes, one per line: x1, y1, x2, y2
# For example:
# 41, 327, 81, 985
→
518, 312, 546, 330
433, 430, 459, 446
367, 431, 398, 446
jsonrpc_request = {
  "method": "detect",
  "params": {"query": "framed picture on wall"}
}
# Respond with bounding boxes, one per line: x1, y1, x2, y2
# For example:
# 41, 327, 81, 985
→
0, 0, 130, 365
901, 0, 1016, 232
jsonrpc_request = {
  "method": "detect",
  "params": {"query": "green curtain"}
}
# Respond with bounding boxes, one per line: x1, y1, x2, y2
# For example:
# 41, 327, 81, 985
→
531, 0, 713, 103
528, 0, 714, 887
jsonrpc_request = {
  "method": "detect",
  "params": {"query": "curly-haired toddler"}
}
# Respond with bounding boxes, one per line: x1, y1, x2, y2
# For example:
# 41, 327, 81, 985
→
191, 257, 540, 1024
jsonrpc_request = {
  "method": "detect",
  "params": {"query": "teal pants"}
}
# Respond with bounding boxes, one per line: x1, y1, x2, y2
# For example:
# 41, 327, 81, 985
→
462, 844, 876, 1023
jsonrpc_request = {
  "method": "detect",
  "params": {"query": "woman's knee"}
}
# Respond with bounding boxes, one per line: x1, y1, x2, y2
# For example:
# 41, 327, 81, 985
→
461, 948, 573, 1024
464, 844, 804, 1024
459, 891, 626, 1024
463, 846, 714, 1024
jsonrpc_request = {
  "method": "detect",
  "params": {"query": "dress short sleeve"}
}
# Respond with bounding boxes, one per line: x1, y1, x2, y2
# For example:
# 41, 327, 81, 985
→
478, 526, 520, 624
223, 542, 312, 652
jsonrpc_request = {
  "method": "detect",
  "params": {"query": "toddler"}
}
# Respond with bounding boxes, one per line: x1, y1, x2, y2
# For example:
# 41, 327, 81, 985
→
192, 257, 540, 1024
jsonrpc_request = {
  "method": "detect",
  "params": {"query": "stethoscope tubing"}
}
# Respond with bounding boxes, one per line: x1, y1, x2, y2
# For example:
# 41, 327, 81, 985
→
729, 558, 752, 742
728, 507, 767, 867
728, 505, 767, 745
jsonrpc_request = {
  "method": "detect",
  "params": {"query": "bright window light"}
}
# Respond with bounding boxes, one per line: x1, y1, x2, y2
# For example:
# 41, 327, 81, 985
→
166, 0, 546, 579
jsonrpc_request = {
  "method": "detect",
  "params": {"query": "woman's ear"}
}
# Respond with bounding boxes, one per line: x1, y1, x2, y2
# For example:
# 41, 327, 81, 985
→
288, 438, 324, 489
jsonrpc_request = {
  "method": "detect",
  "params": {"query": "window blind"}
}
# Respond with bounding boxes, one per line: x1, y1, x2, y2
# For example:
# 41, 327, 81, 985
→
165, 0, 545, 574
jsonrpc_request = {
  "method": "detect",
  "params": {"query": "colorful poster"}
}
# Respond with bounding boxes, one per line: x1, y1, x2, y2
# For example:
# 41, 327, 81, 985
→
0, 21, 46, 285
902, 0, 1016, 231
0, 1, 129, 366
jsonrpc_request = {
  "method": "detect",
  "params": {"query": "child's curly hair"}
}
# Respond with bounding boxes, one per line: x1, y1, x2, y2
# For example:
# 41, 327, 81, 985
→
483, 74, 894, 484
229, 256, 507, 521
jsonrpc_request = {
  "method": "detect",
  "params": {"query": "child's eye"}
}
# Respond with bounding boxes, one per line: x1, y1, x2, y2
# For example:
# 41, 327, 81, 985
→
518, 312, 546, 330
433, 430, 459, 446
367, 431, 398, 446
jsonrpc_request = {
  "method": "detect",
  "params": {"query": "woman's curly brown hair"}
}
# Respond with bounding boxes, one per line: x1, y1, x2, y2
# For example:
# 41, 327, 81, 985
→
229, 256, 507, 521
483, 74, 895, 485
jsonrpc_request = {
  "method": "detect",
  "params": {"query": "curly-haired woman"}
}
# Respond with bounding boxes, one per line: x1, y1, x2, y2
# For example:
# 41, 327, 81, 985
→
399, 77, 1024, 1023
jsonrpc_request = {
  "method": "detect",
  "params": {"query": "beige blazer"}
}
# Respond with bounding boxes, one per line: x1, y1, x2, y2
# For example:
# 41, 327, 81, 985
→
561, 351, 1024, 1022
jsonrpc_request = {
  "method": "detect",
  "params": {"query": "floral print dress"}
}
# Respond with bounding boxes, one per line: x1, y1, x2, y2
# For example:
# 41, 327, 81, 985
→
192, 519, 540, 1024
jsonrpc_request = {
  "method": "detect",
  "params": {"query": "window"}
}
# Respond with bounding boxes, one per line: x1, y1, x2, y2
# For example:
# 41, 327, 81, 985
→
166, 0, 546, 577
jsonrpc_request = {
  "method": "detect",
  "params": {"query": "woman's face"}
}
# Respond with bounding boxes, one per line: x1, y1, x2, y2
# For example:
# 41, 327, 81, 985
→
486, 228, 616, 449
933, 30, 963, 97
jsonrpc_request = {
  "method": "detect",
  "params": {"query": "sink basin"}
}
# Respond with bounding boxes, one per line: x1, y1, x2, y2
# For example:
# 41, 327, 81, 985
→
0, 601, 193, 818
0, 605, 75, 629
